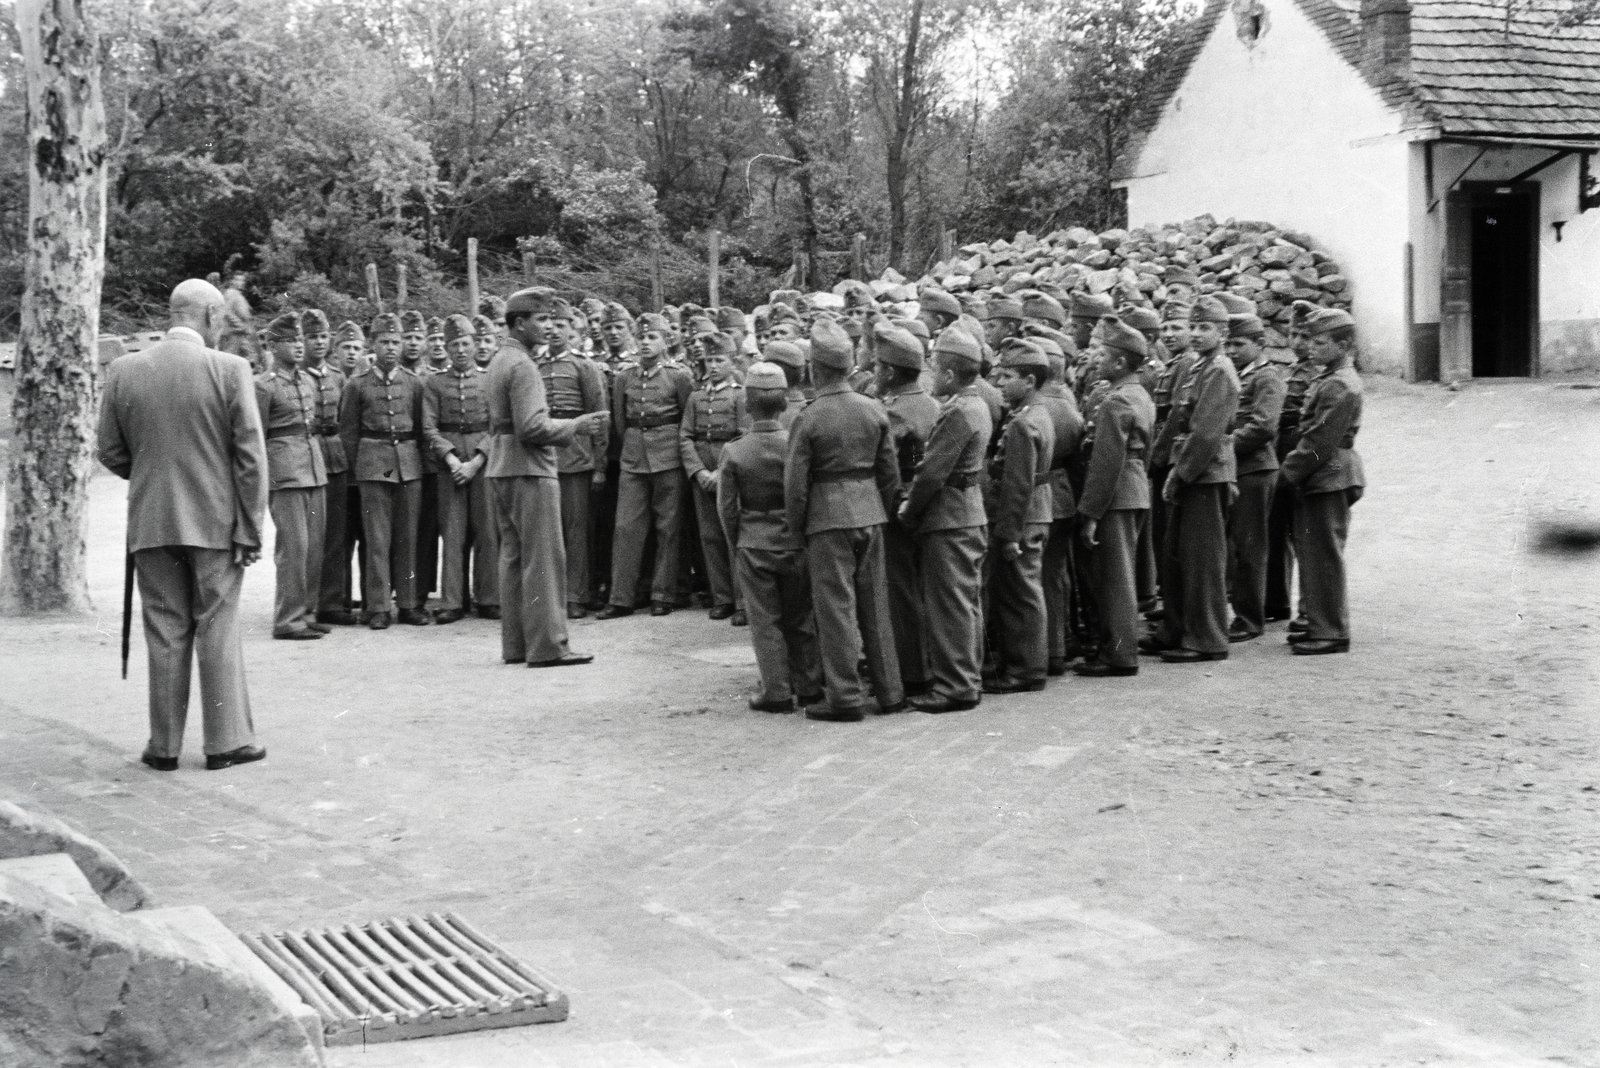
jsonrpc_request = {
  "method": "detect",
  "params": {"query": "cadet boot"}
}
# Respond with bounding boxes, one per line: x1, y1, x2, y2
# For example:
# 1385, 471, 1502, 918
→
1227, 620, 1261, 643
1072, 660, 1138, 677
709, 604, 735, 621
317, 610, 360, 626
528, 651, 595, 668
982, 675, 1046, 695
396, 608, 430, 626
433, 609, 465, 625
595, 604, 633, 620
140, 752, 178, 772
805, 705, 865, 722
730, 610, 748, 627
908, 693, 980, 714
749, 696, 795, 713
1292, 638, 1350, 655
368, 612, 391, 630
273, 628, 323, 640
206, 745, 267, 771
1158, 648, 1228, 663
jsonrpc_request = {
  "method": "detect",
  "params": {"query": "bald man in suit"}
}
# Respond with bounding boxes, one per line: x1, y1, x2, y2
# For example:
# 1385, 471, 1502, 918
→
98, 279, 270, 771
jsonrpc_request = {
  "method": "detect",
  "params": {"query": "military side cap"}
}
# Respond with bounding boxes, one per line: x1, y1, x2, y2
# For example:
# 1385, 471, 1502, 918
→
998, 338, 1050, 371
764, 340, 806, 369
679, 302, 705, 322
1305, 307, 1355, 335
266, 313, 302, 342
1161, 300, 1192, 322
960, 294, 990, 321
580, 297, 607, 318
919, 287, 962, 320
931, 325, 982, 369
1022, 323, 1078, 357
752, 305, 772, 333
442, 314, 474, 343
370, 312, 401, 337
688, 315, 718, 338
838, 281, 875, 310
1119, 305, 1161, 332
892, 317, 930, 342
505, 287, 561, 318
335, 320, 365, 345
1163, 266, 1200, 286
400, 310, 427, 334
767, 303, 803, 327
471, 314, 497, 336
715, 306, 745, 332
744, 361, 788, 390
1022, 291, 1067, 328
1228, 314, 1266, 339
873, 321, 924, 371
602, 301, 634, 326
1189, 295, 1231, 324
1096, 315, 1148, 359
989, 296, 1025, 322
479, 295, 506, 320
1070, 291, 1115, 320
638, 313, 671, 336
703, 331, 738, 357
1029, 335, 1066, 363
300, 308, 329, 333
1290, 299, 1318, 325
1215, 292, 1257, 316
810, 318, 854, 370
769, 289, 801, 309
426, 316, 445, 337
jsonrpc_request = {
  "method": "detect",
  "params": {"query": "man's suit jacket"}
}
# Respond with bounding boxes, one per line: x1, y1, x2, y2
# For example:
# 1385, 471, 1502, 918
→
97, 327, 268, 553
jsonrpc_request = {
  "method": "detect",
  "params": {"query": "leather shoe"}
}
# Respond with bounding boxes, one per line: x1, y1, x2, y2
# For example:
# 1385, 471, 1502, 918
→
749, 696, 795, 713
368, 613, 391, 630
206, 745, 266, 770
1288, 617, 1311, 634
140, 752, 178, 772
708, 604, 735, 621
982, 675, 1046, 694
1292, 638, 1350, 655
1138, 635, 1176, 655
691, 591, 713, 608
528, 651, 595, 668
306, 621, 333, 634
1073, 660, 1138, 677
273, 628, 323, 640
1264, 610, 1291, 623
797, 692, 825, 707
805, 705, 865, 722
904, 679, 934, 697
476, 605, 502, 620
433, 608, 465, 625
1227, 622, 1261, 643
567, 603, 589, 620
316, 610, 360, 626
730, 610, 748, 627
1159, 648, 1228, 663
1047, 658, 1069, 677
876, 700, 908, 715
396, 608, 430, 626
649, 601, 673, 617
1286, 630, 1317, 644
595, 604, 633, 620
909, 693, 980, 714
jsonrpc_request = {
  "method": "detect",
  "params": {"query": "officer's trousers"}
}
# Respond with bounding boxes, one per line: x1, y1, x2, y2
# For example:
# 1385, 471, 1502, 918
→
1157, 481, 1231, 655
418, 472, 440, 599
269, 486, 325, 635
1090, 509, 1147, 668
991, 523, 1050, 682
736, 547, 821, 702
919, 525, 986, 703
494, 476, 571, 663
559, 471, 593, 607
358, 479, 422, 615
1293, 488, 1358, 641
806, 525, 903, 713
1227, 469, 1275, 635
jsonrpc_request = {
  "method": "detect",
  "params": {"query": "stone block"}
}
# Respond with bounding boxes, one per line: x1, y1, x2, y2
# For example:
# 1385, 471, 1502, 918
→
0, 800, 150, 912
1319, 274, 1347, 292
1086, 269, 1120, 294
0, 855, 100, 908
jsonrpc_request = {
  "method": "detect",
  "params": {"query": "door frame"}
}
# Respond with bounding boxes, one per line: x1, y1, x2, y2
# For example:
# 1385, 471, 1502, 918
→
1441, 181, 1541, 381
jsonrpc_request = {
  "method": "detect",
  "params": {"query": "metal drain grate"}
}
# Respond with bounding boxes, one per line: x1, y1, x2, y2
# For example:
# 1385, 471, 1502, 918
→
240, 912, 568, 1045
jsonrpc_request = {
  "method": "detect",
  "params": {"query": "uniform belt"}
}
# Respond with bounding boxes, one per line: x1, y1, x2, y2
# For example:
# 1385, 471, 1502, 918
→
812, 467, 876, 484
317, 422, 341, 436
266, 425, 313, 439
550, 409, 584, 419
359, 430, 412, 441
437, 421, 489, 433
693, 429, 740, 442
626, 413, 681, 429
944, 471, 979, 490
742, 496, 786, 512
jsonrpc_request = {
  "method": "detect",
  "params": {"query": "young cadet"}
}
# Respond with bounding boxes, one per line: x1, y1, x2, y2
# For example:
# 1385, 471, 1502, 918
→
917, 287, 962, 339
1147, 300, 1194, 618
1074, 318, 1156, 677
535, 298, 609, 618
425, 317, 448, 372
875, 320, 940, 696
715, 306, 749, 365
330, 320, 369, 608
300, 309, 355, 627
1145, 295, 1241, 663
422, 314, 497, 624
1067, 292, 1116, 402
599, 302, 637, 369
898, 328, 992, 713
599, 312, 694, 618
717, 362, 823, 712
1224, 313, 1287, 642
680, 331, 747, 620
1267, 301, 1319, 624
785, 317, 904, 722
398, 310, 427, 373
472, 314, 498, 369
984, 341, 1056, 694
1031, 339, 1086, 673
391, 311, 440, 605
256, 314, 329, 640
763, 340, 810, 429
984, 295, 1025, 354
1281, 308, 1365, 655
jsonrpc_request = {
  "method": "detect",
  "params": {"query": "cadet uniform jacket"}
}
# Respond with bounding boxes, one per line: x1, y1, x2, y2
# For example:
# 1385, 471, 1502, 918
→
255, 368, 328, 490
881, 386, 941, 499
538, 350, 609, 473
1231, 359, 1287, 476
1077, 379, 1155, 520
422, 366, 492, 464
303, 363, 348, 475
902, 387, 991, 533
717, 421, 800, 552
784, 381, 901, 538
339, 366, 425, 483
680, 378, 748, 479
1036, 388, 1085, 518
1149, 351, 1197, 468
1168, 352, 1241, 485
612, 361, 694, 474
779, 388, 809, 431
484, 338, 582, 479
1280, 360, 1365, 495
991, 403, 1055, 544
1275, 358, 1320, 461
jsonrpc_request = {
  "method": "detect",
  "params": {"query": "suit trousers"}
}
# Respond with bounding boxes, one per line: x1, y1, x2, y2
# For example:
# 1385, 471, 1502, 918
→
1157, 481, 1232, 655
736, 547, 822, 702
418, 472, 440, 598
991, 523, 1051, 682
807, 525, 904, 712
318, 470, 349, 614
919, 526, 986, 702
1293, 488, 1357, 641
1043, 518, 1076, 663
610, 469, 684, 607
493, 476, 572, 663
437, 473, 499, 612
1227, 470, 1276, 635
135, 546, 254, 758
1266, 473, 1297, 619
269, 486, 326, 635
884, 520, 928, 687
559, 472, 594, 607
1091, 510, 1147, 668
691, 477, 738, 609
358, 479, 422, 615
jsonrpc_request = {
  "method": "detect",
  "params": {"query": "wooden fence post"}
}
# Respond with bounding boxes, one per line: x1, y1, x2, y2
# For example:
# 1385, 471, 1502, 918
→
466, 237, 479, 316
792, 249, 808, 291
650, 242, 664, 313
852, 234, 867, 281
708, 229, 720, 307
396, 263, 408, 309
938, 228, 954, 265
365, 263, 382, 311
522, 252, 536, 284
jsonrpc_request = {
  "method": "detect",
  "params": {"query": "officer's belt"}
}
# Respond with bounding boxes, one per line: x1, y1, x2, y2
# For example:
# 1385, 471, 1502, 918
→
359, 430, 413, 441
266, 425, 313, 440
550, 409, 584, 419
811, 467, 876, 484
437, 421, 489, 434
626, 413, 680, 429
692, 429, 740, 442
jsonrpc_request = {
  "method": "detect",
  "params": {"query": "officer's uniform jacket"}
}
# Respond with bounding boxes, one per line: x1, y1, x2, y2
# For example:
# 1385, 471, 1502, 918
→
991, 402, 1055, 544
680, 377, 748, 479
339, 365, 425, 483
1231, 358, 1287, 476
1167, 351, 1240, 485
1035, 388, 1085, 518
1149, 350, 1196, 468
255, 367, 328, 490
1280, 358, 1365, 495
484, 337, 582, 479
537, 349, 608, 473
1077, 378, 1155, 520
881, 385, 940, 502
1275, 357, 1320, 461
717, 420, 800, 552
612, 360, 694, 474
784, 381, 901, 538
303, 362, 348, 476
422, 365, 491, 465
902, 386, 991, 533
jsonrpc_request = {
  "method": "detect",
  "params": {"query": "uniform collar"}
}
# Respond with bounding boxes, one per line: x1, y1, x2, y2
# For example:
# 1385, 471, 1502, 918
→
372, 366, 399, 383
270, 366, 301, 383
816, 381, 852, 397
445, 365, 477, 378
751, 419, 782, 432
303, 362, 326, 378
882, 383, 924, 398
705, 377, 733, 392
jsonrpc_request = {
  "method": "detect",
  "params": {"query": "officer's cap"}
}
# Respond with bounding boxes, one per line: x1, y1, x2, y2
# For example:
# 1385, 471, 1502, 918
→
810, 318, 854, 371
266, 313, 302, 343
443, 314, 475, 344
299, 308, 329, 333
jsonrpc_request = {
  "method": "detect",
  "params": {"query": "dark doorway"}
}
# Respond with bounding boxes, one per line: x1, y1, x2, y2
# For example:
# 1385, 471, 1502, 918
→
1465, 183, 1538, 377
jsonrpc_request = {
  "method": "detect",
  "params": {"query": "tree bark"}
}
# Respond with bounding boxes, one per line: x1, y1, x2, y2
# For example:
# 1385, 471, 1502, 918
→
1, 0, 108, 615
886, 0, 924, 272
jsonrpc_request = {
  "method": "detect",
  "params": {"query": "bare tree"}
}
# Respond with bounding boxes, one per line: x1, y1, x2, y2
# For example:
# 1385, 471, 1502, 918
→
1, 0, 108, 614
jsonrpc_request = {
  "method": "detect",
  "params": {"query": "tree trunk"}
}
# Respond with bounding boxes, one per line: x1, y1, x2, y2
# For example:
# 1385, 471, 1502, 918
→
886, 0, 924, 272
1, 0, 108, 615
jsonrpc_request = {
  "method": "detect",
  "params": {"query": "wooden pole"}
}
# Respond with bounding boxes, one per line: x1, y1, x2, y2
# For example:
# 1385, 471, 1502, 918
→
466, 237, 479, 316
396, 263, 408, 309
707, 229, 720, 307
852, 233, 867, 281
649, 242, 664, 313
365, 263, 382, 311
522, 252, 536, 284
792, 249, 808, 292
938, 228, 954, 265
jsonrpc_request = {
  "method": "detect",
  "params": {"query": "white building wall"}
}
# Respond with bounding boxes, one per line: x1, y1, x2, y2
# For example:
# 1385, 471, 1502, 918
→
1119, 0, 1414, 374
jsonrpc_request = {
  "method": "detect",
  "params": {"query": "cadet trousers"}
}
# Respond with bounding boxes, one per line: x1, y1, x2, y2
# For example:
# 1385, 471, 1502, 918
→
884, 520, 929, 687
691, 476, 738, 610
318, 469, 349, 614
593, 459, 621, 601
418, 472, 440, 598
1136, 512, 1158, 603
559, 471, 594, 607
991, 523, 1051, 682
1042, 517, 1076, 664
493, 475, 572, 664
1227, 469, 1276, 635
919, 526, 986, 703
736, 547, 822, 703
1293, 488, 1358, 641
1090, 510, 1147, 668
1149, 463, 1172, 602
1265, 473, 1298, 620
269, 486, 326, 635
806, 525, 904, 713
135, 546, 254, 759
436, 472, 499, 612
358, 479, 422, 616
610, 468, 684, 608
1157, 481, 1231, 655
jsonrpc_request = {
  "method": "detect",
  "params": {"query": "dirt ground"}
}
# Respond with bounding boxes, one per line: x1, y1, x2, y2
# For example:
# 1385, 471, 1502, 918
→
1, 377, 1596, 1067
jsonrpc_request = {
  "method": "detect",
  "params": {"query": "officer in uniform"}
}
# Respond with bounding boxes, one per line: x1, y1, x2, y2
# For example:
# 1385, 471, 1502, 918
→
1032, 339, 1086, 673
339, 312, 428, 629
256, 314, 329, 640
680, 331, 748, 620
423, 314, 498, 623
785, 317, 904, 721
763, 340, 810, 429
1225, 313, 1287, 642
487, 289, 610, 666
717, 362, 824, 712
1267, 301, 1319, 623
300, 310, 355, 626
330, 320, 368, 608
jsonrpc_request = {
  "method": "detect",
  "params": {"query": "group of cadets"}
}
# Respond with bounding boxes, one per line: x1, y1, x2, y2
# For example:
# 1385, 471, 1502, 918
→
249, 272, 1366, 716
